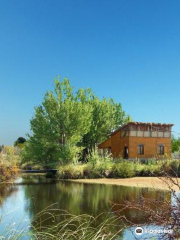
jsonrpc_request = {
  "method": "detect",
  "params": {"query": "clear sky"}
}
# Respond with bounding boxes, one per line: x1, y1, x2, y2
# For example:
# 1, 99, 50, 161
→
0, 0, 180, 145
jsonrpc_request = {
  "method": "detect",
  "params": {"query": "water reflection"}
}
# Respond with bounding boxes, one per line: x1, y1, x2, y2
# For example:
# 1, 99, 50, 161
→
0, 175, 171, 239
0, 184, 18, 206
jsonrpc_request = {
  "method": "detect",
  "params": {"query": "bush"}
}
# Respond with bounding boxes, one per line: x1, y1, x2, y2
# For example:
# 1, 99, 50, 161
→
58, 164, 84, 179
110, 161, 136, 178
83, 164, 104, 178
160, 159, 180, 176
85, 150, 114, 178
0, 164, 17, 182
56, 158, 180, 179
137, 164, 162, 177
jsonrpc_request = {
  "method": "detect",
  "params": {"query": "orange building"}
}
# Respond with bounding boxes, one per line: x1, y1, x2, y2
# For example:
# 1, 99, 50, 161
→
98, 122, 173, 159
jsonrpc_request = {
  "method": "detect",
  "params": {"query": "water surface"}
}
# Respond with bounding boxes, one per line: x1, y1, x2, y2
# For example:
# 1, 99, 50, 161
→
0, 175, 171, 239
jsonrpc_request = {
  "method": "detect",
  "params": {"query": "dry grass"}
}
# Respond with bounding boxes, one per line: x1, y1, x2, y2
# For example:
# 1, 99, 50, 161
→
0, 208, 123, 240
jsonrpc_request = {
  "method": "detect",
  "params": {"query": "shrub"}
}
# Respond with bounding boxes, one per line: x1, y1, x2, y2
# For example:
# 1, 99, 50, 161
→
0, 164, 17, 182
57, 158, 180, 179
58, 164, 84, 179
83, 164, 104, 178
85, 150, 114, 178
110, 161, 136, 178
88, 150, 102, 168
137, 164, 162, 177
160, 159, 180, 176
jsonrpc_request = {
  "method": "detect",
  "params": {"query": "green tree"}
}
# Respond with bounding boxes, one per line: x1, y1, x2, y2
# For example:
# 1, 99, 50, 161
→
80, 96, 131, 159
22, 77, 131, 166
14, 137, 26, 148
171, 135, 180, 153
21, 78, 92, 165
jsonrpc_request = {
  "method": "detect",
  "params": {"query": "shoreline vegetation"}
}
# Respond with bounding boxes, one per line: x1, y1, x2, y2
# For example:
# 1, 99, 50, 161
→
1, 147, 180, 192
0, 164, 17, 183
0, 146, 19, 183
53, 153, 180, 191
56, 155, 180, 179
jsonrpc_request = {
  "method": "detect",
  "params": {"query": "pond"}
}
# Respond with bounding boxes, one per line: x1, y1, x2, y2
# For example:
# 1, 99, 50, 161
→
0, 175, 171, 239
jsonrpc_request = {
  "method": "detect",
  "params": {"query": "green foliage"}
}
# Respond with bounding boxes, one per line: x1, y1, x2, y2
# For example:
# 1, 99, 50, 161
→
22, 77, 130, 166
21, 78, 92, 165
1, 146, 20, 166
80, 96, 132, 156
3, 146, 15, 156
57, 158, 180, 179
58, 150, 114, 179
58, 164, 84, 179
171, 135, 180, 153
88, 149, 101, 167
160, 159, 180, 176
111, 161, 136, 178
84, 149, 113, 178
58, 144, 83, 164
14, 137, 26, 148
137, 164, 161, 176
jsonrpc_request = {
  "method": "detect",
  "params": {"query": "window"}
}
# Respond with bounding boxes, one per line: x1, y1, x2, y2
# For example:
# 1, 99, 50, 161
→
138, 144, 144, 155
158, 145, 164, 155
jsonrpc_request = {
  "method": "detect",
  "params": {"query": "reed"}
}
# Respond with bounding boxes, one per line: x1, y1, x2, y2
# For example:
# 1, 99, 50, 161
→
0, 207, 123, 240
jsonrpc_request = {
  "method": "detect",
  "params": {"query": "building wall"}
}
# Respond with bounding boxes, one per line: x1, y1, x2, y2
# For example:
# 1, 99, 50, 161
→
111, 131, 120, 157
128, 136, 171, 159
119, 136, 129, 158
98, 127, 172, 159
98, 138, 111, 148
110, 131, 129, 158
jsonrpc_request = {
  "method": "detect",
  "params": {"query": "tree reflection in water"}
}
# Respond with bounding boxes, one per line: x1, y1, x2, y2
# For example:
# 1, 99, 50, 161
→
0, 184, 18, 207
21, 175, 170, 237
0, 175, 171, 239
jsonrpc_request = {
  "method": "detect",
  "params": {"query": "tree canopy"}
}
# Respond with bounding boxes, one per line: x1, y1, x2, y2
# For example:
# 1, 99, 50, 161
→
14, 137, 26, 148
171, 135, 180, 153
21, 78, 131, 166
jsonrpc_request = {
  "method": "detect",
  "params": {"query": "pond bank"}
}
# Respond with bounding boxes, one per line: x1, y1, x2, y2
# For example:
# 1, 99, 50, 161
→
68, 177, 180, 191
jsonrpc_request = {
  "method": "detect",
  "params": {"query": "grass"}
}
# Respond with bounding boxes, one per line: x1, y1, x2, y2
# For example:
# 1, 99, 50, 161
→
57, 152, 180, 180
0, 207, 123, 240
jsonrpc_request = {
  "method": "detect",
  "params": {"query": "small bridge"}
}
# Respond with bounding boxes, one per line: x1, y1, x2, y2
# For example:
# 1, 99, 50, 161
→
20, 169, 58, 174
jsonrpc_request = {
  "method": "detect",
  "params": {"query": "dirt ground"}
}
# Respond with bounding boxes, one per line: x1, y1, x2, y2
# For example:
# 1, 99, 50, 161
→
69, 177, 180, 191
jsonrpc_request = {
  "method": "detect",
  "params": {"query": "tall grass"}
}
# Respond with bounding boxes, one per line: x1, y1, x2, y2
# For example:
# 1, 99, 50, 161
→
57, 152, 180, 179
0, 208, 123, 240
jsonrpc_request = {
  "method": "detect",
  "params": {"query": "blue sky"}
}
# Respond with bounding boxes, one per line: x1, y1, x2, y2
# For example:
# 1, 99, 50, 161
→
0, 0, 180, 145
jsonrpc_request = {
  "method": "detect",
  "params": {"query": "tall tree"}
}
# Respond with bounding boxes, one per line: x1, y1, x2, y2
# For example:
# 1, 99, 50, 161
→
22, 77, 131, 165
21, 78, 92, 165
80, 96, 131, 159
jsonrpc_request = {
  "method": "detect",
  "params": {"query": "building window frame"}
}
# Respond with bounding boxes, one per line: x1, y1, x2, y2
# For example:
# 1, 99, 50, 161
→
158, 144, 164, 155
138, 144, 144, 155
